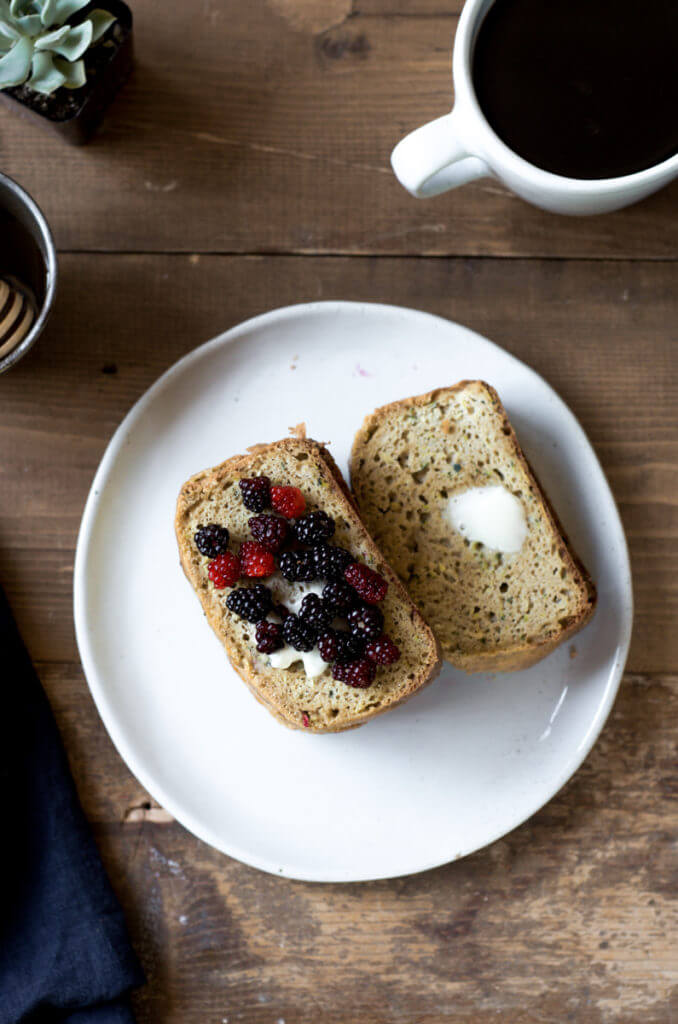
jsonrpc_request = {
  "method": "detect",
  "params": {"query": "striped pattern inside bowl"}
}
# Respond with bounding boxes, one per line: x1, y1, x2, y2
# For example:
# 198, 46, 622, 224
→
0, 277, 35, 359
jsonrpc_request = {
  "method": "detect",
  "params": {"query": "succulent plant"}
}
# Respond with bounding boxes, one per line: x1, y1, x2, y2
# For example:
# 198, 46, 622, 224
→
0, 0, 114, 95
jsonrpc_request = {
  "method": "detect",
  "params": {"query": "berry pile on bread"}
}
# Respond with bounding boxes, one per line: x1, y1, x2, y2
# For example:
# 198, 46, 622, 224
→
175, 438, 441, 733
176, 383, 597, 730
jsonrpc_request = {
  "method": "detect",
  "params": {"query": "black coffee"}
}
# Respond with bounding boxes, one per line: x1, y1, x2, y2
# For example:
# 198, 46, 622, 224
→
473, 0, 678, 180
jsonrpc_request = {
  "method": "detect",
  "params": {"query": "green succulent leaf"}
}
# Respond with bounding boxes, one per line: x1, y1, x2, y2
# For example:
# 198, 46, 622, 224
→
50, 0, 90, 26
46, 17, 91, 58
0, 0, 114, 94
34, 22, 69, 47
88, 8, 113, 42
53, 52, 83, 87
0, 20, 20, 48
40, 0, 57, 26
0, 34, 32, 87
12, 12, 42, 33
0, 0, 16, 30
7, 0, 40, 33
28, 47, 65, 92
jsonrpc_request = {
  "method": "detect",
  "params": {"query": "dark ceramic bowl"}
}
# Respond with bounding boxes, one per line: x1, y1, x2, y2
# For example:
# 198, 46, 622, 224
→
0, 173, 57, 374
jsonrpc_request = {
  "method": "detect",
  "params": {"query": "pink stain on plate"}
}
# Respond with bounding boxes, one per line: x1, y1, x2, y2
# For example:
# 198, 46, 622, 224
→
355, 363, 372, 378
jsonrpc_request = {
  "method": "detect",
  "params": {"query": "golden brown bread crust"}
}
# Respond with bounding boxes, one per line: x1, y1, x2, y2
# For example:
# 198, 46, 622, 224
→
175, 438, 442, 732
351, 381, 597, 673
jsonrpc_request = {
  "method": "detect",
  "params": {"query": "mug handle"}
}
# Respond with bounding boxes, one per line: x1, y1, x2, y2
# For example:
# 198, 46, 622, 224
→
391, 111, 490, 198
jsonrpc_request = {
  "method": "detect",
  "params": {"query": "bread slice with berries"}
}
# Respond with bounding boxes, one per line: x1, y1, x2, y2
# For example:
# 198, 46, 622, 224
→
350, 382, 596, 672
175, 438, 441, 732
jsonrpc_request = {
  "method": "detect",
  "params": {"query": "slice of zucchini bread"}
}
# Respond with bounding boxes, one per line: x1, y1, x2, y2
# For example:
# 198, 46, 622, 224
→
350, 382, 596, 672
176, 438, 441, 731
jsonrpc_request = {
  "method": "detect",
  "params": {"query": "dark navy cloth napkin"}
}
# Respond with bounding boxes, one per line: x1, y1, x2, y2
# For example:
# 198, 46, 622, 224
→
0, 585, 144, 1023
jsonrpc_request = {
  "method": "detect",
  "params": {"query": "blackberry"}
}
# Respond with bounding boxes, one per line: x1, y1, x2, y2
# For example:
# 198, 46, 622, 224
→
194, 523, 230, 558
282, 614, 316, 652
333, 629, 366, 665
279, 549, 316, 582
317, 629, 338, 663
365, 633, 401, 665
239, 475, 271, 512
249, 514, 289, 553
299, 593, 332, 635
332, 657, 376, 688
321, 580, 357, 616
347, 604, 384, 642
312, 543, 353, 580
344, 562, 388, 604
273, 602, 292, 621
291, 510, 335, 545
255, 620, 283, 654
226, 584, 272, 623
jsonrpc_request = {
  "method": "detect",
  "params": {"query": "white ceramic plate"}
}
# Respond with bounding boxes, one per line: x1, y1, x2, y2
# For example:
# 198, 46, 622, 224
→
74, 302, 632, 882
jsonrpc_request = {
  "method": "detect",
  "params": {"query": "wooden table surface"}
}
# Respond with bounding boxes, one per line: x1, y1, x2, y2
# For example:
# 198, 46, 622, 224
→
2, 0, 677, 1020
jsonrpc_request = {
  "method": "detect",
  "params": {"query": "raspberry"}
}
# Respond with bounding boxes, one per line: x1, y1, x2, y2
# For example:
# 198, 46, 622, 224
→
333, 630, 365, 664
332, 657, 376, 688
347, 604, 384, 641
291, 510, 335, 545
365, 634, 401, 665
249, 514, 289, 553
312, 543, 353, 580
282, 614, 316, 652
226, 584, 272, 623
271, 485, 306, 518
207, 552, 241, 589
299, 593, 332, 635
321, 580, 357, 616
344, 563, 388, 604
239, 476, 271, 512
317, 629, 338, 663
194, 523, 230, 558
255, 620, 283, 654
239, 540, 275, 578
279, 549, 316, 582
302, 712, 311, 728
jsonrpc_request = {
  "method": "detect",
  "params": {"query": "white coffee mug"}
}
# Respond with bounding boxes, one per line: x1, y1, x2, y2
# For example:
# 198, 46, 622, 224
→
391, 0, 678, 215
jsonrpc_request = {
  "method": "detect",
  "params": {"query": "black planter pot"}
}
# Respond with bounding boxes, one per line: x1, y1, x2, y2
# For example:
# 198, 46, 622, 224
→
0, 0, 133, 145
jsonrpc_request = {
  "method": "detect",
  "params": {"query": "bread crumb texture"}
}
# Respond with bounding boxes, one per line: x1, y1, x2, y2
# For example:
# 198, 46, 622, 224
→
176, 439, 440, 732
351, 382, 596, 671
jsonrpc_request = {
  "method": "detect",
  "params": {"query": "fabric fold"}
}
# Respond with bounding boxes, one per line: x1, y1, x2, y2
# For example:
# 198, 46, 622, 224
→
0, 586, 144, 1024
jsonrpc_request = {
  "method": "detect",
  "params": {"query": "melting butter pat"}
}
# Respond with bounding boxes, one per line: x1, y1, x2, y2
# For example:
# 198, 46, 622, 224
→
269, 644, 328, 679
446, 485, 527, 553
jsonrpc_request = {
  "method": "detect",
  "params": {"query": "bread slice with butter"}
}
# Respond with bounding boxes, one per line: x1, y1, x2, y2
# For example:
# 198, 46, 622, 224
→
175, 438, 441, 732
350, 382, 596, 672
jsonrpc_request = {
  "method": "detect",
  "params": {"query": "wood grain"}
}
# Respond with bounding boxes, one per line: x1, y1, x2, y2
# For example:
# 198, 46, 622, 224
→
3, 1, 677, 1016
2, 0, 678, 257
1, 253, 675, 671
38, 659, 678, 1024
360, 0, 463, 13
3, 245, 677, 1014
